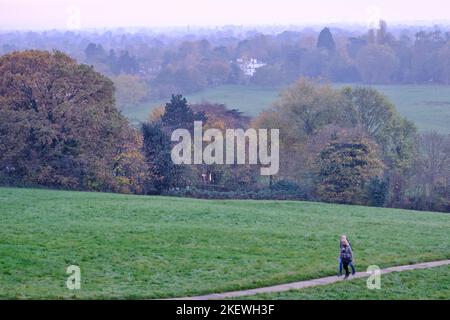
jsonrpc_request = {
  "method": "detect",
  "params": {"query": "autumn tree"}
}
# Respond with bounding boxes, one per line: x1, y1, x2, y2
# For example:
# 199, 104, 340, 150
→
0, 50, 129, 190
190, 103, 258, 190
253, 79, 344, 190
315, 129, 384, 204
113, 128, 152, 194
339, 87, 417, 206
341, 87, 417, 171
254, 79, 417, 203
341, 87, 396, 137
270, 78, 343, 137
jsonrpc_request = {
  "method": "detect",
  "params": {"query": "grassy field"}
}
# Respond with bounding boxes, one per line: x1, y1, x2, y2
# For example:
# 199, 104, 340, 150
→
1, 187, 449, 299
238, 265, 450, 300
122, 84, 450, 133
122, 85, 283, 123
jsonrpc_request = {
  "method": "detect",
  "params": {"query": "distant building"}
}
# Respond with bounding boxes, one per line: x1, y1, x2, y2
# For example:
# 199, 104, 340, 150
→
138, 61, 161, 78
236, 58, 266, 77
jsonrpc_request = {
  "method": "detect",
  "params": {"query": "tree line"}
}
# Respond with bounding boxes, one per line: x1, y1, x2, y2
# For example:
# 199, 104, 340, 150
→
2, 22, 450, 111
0, 51, 448, 212
85, 21, 450, 106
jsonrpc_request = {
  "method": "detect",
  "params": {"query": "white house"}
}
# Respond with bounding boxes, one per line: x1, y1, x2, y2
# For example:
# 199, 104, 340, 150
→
236, 58, 267, 77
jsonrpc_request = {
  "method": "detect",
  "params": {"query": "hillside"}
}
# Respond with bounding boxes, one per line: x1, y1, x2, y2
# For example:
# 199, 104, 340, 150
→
0, 187, 449, 299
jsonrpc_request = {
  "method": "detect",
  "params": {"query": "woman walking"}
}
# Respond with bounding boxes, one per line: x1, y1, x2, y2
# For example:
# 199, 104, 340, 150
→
340, 238, 354, 279
338, 235, 356, 277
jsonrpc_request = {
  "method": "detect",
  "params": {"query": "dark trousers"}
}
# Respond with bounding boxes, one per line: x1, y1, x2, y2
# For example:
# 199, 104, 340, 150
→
339, 258, 356, 274
342, 259, 351, 276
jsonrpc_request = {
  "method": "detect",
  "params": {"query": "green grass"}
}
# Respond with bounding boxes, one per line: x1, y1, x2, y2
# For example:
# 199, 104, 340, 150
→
121, 85, 282, 123
122, 84, 450, 133
0, 187, 449, 299
238, 265, 450, 300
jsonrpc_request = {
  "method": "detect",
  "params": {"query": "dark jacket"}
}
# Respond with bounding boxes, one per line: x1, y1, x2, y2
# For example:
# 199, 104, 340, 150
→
340, 244, 353, 262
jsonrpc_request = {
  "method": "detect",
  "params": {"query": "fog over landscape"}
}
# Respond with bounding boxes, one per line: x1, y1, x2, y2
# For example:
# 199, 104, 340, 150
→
0, 0, 449, 303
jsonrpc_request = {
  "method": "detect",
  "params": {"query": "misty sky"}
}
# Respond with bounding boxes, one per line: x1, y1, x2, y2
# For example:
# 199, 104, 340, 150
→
0, 0, 449, 30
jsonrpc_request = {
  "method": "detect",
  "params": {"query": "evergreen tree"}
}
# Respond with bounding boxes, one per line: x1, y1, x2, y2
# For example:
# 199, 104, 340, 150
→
142, 122, 176, 193
317, 139, 384, 204
161, 94, 206, 131
317, 27, 336, 53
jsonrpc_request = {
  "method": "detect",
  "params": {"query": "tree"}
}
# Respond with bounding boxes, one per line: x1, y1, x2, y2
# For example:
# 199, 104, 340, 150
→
356, 44, 399, 83
366, 176, 389, 207
340, 87, 417, 206
0, 50, 129, 190
190, 103, 250, 130
411, 30, 446, 83
253, 79, 344, 190
142, 95, 207, 193
189, 103, 258, 190
409, 132, 450, 212
254, 80, 417, 203
84, 43, 113, 75
380, 116, 417, 172
341, 87, 416, 170
437, 43, 450, 84
113, 128, 152, 194
141, 122, 177, 193
317, 27, 336, 53
116, 50, 139, 74
341, 87, 396, 137
375, 20, 394, 45
148, 105, 166, 123
316, 130, 384, 204
85, 43, 107, 62
161, 94, 206, 131
299, 49, 329, 78
271, 78, 343, 137
112, 74, 149, 110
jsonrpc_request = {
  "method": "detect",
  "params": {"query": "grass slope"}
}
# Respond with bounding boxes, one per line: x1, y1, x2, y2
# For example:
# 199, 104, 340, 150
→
0, 187, 449, 299
122, 84, 450, 133
238, 265, 450, 300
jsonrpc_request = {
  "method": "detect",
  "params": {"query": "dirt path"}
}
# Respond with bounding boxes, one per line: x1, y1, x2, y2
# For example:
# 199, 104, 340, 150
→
173, 259, 450, 300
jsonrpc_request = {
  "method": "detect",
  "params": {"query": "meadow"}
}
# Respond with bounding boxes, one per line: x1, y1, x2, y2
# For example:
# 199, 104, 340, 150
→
122, 84, 450, 133
0, 187, 449, 299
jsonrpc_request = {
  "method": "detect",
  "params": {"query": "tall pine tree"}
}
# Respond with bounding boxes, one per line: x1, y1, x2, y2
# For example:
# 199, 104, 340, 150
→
161, 94, 206, 131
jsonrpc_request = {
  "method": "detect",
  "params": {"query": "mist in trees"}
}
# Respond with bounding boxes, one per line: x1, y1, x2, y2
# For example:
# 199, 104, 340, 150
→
2, 21, 450, 111
0, 25, 448, 212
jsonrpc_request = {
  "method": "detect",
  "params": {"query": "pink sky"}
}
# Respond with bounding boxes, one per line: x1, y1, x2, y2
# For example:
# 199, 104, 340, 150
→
0, 0, 449, 30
